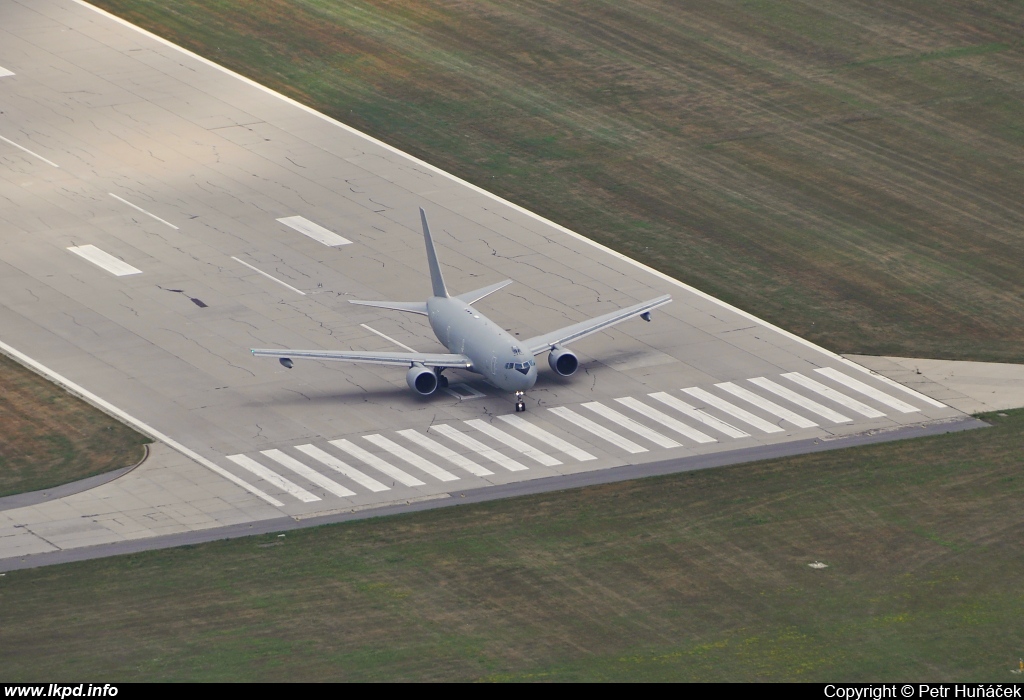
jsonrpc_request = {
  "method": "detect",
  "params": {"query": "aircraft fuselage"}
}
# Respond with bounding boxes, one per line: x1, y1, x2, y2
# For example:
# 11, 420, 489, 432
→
426, 295, 537, 392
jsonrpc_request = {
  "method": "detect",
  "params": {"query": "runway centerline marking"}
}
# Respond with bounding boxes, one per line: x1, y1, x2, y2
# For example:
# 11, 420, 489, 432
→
277, 215, 351, 247
0, 134, 59, 168
465, 419, 562, 466
109, 193, 179, 230
815, 368, 920, 413
360, 324, 417, 352
226, 454, 319, 503
67, 245, 142, 277
231, 256, 306, 295
395, 429, 494, 477
747, 377, 852, 424
548, 407, 648, 454
681, 387, 785, 434
581, 402, 682, 448
496, 415, 597, 461
782, 373, 886, 418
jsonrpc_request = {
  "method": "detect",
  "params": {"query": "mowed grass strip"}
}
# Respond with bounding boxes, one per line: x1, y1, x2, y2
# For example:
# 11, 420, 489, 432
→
0, 354, 149, 497
88, 0, 1024, 362
1, 411, 1022, 681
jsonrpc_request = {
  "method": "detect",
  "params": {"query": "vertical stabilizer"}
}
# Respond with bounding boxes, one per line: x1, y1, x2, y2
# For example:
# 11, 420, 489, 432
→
420, 208, 449, 298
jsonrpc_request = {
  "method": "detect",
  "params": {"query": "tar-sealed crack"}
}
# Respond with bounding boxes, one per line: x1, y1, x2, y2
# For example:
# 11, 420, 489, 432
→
62, 311, 101, 337
159, 327, 256, 377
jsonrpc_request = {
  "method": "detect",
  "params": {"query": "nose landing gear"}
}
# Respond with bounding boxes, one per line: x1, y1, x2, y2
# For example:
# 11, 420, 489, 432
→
514, 391, 526, 413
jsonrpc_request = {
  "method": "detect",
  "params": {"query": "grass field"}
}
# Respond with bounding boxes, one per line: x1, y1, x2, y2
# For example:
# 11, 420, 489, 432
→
2, 410, 1022, 681
0, 354, 149, 497
87, 0, 1024, 363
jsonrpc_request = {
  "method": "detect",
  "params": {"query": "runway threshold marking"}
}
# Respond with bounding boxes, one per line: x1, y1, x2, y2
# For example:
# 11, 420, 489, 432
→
747, 377, 852, 424
360, 323, 417, 352
647, 392, 749, 438
396, 429, 494, 477
782, 373, 886, 418
715, 382, 818, 429
295, 444, 390, 492
548, 407, 647, 454
613, 397, 716, 444
363, 434, 459, 482
681, 387, 785, 434
0, 133, 59, 167
277, 216, 352, 247
329, 439, 426, 487
226, 454, 319, 502
581, 402, 682, 448
231, 256, 306, 295
815, 368, 920, 413
261, 449, 356, 497
67, 245, 142, 277
0, 67, 14, 77
109, 193, 179, 230
429, 424, 529, 472
496, 415, 597, 461
464, 419, 562, 466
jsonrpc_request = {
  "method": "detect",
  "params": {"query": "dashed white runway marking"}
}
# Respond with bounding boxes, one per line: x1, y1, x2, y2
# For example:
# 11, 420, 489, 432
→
747, 377, 852, 424
295, 444, 390, 492
0, 133, 59, 167
715, 382, 818, 429
647, 392, 749, 438
261, 449, 356, 498
429, 424, 529, 471
497, 414, 597, 461
67, 245, 142, 276
109, 193, 178, 229
226, 454, 320, 503
277, 215, 351, 246
363, 434, 459, 482
360, 323, 417, 352
782, 372, 886, 418
548, 406, 648, 454
0, 67, 14, 77
329, 439, 425, 487
613, 397, 717, 444
815, 368, 920, 413
465, 419, 562, 466
396, 429, 494, 477
581, 402, 682, 448
682, 387, 785, 434
231, 256, 306, 295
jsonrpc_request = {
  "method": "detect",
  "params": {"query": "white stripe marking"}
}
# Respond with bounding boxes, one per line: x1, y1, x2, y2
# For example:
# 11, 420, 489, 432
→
109, 193, 179, 230
782, 372, 886, 418
295, 444, 389, 492
278, 215, 352, 246
581, 402, 682, 448
613, 397, 717, 443
261, 449, 356, 497
328, 439, 425, 486
396, 429, 494, 476
67, 245, 142, 277
226, 454, 320, 503
0, 67, 14, 77
548, 406, 648, 453
747, 377, 853, 424
647, 392, 749, 438
465, 419, 562, 466
360, 323, 417, 352
231, 256, 306, 295
682, 387, 785, 434
846, 364, 947, 408
0, 338, 282, 507
0, 133, 59, 167
715, 382, 818, 429
815, 367, 921, 413
496, 415, 597, 461
429, 424, 528, 471
363, 434, 459, 481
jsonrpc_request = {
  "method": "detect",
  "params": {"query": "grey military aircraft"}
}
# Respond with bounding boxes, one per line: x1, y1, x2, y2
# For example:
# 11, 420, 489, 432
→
252, 209, 671, 412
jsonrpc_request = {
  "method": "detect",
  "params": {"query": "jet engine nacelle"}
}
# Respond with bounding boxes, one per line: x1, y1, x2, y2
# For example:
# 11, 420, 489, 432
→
406, 365, 439, 395
548, 347, 579, 377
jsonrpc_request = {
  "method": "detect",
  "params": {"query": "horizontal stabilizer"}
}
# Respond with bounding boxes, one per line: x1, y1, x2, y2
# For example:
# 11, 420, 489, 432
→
456, 279, 513, 306
349, 299, 428, 316
252, 348, 472, 369
524, 294, 672, 355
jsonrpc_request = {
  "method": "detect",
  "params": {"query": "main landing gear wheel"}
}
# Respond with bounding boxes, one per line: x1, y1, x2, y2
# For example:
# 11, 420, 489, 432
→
515, 391, 526, 412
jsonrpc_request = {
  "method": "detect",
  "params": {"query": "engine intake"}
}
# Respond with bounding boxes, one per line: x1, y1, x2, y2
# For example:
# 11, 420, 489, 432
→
406, 365, 439, 395
548, 347, 579, 377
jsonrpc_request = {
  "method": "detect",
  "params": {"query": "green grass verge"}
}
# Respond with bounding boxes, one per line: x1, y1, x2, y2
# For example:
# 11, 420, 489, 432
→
86, 0, 1024, 362
0, 354, 150, 498
2, 410, 1022, 681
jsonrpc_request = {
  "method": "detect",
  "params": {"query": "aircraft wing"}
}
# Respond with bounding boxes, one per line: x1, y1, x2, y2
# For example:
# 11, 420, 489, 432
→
523, 294, 672, 355
251, 348, 473, 369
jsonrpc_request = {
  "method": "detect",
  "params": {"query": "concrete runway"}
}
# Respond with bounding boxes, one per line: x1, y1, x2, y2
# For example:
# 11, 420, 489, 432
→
0, 0, 973, 568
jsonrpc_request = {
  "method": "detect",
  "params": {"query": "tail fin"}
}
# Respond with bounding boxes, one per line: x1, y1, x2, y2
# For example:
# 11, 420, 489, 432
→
420, 208, 449, 298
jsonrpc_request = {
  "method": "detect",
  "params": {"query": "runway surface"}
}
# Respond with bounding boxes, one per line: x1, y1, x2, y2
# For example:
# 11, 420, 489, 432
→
0, 0, 971, 567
